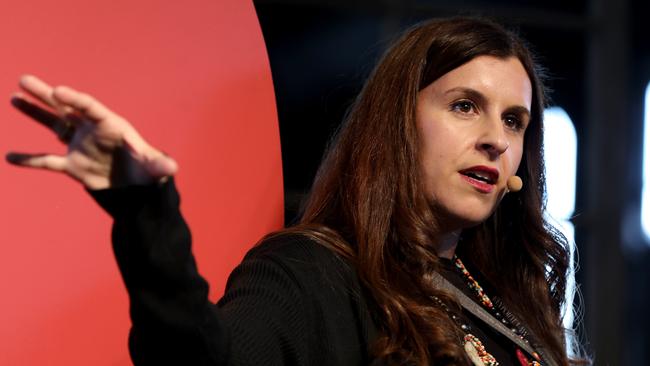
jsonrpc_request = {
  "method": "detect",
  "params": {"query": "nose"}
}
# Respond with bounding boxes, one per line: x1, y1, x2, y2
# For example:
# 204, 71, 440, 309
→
476, 116, 509, 159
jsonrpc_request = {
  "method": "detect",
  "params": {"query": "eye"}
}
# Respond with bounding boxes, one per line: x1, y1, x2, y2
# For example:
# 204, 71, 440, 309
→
504, 114, 525, 131
450, 100, 477, 114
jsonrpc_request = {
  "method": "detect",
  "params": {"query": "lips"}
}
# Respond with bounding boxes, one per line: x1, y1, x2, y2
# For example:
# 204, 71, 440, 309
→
459, 166, 499, 193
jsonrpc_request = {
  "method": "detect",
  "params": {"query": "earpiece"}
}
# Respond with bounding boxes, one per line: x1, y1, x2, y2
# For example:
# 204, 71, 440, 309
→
506, 176, 523, 192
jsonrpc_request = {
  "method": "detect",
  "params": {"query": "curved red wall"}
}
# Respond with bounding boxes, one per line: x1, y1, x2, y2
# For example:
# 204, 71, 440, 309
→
0, 1, 283, 364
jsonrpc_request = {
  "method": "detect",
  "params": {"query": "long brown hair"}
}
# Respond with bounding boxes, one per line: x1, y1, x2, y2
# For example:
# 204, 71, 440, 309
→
281, 17, 579, 365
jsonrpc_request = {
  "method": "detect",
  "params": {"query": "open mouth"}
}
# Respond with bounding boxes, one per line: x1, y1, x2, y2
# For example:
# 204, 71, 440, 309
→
459, 167, 498, 185
461, 171, 495, 184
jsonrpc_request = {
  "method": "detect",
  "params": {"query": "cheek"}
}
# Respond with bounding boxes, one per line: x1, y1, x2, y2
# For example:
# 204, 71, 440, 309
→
419, 132, 453, 179
508, 144, 525, 175
418, 120, 457, 160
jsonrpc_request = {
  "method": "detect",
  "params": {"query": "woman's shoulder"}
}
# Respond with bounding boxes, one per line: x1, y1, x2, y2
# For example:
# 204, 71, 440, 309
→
222, 229, 370, 319
235, 229, 361, 295
244, 229, 351, 269
220, 230, 378, 365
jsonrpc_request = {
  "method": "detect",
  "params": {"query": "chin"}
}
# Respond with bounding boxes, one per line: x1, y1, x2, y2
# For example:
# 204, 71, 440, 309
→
455, 215, 492, 230
431, 203, 495, 232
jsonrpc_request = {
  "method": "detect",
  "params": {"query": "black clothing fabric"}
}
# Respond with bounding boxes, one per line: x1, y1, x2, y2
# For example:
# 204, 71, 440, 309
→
91, 179, 378, 365
90, 179, 524, 365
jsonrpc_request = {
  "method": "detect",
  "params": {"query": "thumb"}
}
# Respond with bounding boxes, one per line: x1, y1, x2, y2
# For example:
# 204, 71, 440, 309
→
122, 135, 178, 180
145, 153, 178, 178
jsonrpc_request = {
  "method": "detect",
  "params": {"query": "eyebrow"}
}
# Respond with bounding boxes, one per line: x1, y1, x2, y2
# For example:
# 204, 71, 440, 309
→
444, 87, 488, 105
444, 87, 531, 119
504, 105, 531, 121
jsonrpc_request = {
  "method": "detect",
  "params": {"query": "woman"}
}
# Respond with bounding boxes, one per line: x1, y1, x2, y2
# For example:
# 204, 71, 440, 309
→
7, 17, 584, 366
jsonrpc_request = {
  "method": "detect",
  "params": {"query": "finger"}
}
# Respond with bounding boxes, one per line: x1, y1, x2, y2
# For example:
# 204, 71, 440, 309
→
18, 75, 59, 110
52, 86, 114, 122
122, 139, 178, 178
145, 154, 179, 178
11, 94, 71, 139
6, 152, 67, 172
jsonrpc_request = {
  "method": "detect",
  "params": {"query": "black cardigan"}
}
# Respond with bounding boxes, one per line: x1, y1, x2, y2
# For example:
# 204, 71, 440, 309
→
91, 179, 379, 365
90, 179, 522, 365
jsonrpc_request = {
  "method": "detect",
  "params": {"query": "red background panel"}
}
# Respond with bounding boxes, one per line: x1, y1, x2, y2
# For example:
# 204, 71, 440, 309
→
0, 1, 283, 364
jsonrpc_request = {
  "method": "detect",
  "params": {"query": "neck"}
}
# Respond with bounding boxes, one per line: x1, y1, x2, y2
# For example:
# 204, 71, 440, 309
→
436, 230, 461, 259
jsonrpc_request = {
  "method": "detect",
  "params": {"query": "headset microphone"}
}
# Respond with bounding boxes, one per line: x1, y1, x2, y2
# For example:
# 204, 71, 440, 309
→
506, 176, 523, 192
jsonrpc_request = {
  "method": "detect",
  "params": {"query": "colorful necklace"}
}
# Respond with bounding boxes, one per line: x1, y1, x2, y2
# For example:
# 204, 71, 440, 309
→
453, 256, 493, 309
430, 295, 499, 366
452, 255, 543, 366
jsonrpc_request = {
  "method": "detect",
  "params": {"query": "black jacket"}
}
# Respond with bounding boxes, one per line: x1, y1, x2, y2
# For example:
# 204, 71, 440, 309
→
92, 179, 377, 365
91, 179, 529, 365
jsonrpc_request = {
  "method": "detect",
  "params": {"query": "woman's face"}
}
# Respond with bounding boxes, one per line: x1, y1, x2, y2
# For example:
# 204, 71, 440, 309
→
416, 55, 532, 231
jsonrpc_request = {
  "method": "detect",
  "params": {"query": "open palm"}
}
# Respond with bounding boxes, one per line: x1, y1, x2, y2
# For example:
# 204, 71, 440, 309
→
6, 75, 178, 189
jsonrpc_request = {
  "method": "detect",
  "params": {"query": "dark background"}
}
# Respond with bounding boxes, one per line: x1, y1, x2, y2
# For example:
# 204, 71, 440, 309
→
253, 0, 650, 364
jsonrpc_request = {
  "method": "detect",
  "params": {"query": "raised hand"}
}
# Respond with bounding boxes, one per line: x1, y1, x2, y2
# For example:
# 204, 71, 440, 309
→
6, 75, 178, 189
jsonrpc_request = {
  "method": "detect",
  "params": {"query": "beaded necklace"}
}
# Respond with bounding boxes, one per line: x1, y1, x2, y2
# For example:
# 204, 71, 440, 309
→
431, 295, 499, 366
452, 255, 543, 366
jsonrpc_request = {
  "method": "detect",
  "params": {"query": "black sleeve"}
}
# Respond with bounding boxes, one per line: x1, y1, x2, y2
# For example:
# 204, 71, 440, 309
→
89, 179, 316, 365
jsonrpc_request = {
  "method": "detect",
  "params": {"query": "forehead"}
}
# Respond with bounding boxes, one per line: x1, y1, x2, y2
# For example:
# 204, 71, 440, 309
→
426, 55, 533, 110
